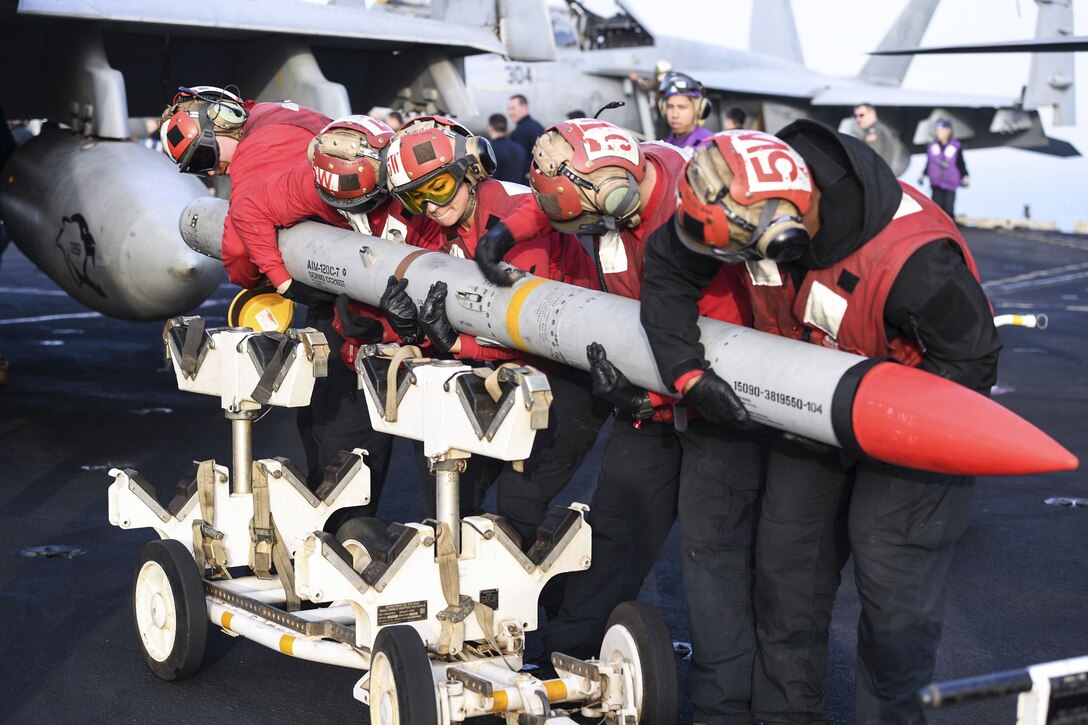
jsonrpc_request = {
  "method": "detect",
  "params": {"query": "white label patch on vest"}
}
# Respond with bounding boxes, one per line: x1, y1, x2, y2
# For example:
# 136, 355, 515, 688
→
383, 215, 408, 243
342, 210, 371, 235
280, 101, 300, 112
745, 258, 784, 286
892, 192, 923, 220
803, 280, 848, 340
498, 180, 530, 196
447, 243, 466, 259
598, 231, 628, 274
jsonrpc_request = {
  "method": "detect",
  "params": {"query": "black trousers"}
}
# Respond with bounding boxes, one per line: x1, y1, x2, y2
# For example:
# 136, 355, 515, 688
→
546, 417, 764, 725
676, 420, 764, 725
752, 437, 975, 725
300, 304, 395, 533
931, 187, 956, 220
494, 369, 612, 547
545, 417, 681, 661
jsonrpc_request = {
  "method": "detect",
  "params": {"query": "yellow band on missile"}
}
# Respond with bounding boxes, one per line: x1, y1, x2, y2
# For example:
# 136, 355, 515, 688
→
279, 635, 295, 655
506, 278, 548, 351
221, 612, 233, 631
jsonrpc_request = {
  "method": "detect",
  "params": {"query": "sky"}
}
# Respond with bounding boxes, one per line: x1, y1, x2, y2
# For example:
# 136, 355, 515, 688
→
622, 0, 1088, 231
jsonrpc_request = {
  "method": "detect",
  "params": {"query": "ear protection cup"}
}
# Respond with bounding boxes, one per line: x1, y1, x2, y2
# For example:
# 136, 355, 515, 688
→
698, 96, 712, 121
205, 100, 247, 132
658, 93, 712, 122
593, 170, 641, 226
464, 135, 497, 183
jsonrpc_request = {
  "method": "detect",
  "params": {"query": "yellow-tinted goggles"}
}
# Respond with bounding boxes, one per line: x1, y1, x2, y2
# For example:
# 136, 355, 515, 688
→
394, 172, 462, 214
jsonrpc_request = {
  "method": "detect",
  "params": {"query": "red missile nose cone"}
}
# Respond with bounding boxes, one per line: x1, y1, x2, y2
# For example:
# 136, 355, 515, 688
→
852, 362, 1079, 476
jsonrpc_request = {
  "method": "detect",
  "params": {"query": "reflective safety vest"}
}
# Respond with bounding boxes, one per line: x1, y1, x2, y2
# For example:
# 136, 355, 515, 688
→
744, 183, 980, 365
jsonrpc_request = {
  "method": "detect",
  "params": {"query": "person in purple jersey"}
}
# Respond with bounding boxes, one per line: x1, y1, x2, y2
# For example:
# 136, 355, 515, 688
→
660, 73, 714, 150
919, 118, 969, 220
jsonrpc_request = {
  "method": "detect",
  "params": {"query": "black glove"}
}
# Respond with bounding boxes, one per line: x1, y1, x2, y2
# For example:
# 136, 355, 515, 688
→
475, 222, 521, 287
334, 294, 384, 343
681, 369, 752, 428
379, 275, 422, 344
281, 280, 335, 306
418, 281, 459, 353
587, 342, 653, 419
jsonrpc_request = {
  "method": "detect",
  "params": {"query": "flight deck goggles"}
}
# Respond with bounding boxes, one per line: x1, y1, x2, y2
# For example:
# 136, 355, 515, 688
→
161, 107, 220, 175
659, 73, 705, 98
393, 171, 464, 214
176, 123, 219, 175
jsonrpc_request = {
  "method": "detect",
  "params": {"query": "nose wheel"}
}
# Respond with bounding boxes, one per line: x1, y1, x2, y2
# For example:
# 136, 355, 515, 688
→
132, 539, 207, 681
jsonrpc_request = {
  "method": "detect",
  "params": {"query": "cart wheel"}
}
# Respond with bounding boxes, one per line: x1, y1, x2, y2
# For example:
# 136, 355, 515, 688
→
369, 625, 438, 725
132, 539, 207, 681
335, 517, 387, 570
600, 601, 678, 724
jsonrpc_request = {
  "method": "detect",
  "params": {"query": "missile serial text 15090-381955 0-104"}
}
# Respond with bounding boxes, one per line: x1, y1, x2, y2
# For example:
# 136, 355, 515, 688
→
181, 197, 1078, 479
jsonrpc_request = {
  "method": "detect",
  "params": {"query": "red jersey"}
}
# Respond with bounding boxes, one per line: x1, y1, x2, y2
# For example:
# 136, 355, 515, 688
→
502, 142, 687, 300
746, 183, 979, 364
220, 102, 332, 288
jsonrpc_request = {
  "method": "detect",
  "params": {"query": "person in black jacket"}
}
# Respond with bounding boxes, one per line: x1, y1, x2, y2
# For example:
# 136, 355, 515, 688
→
639, 123, 1001, 725
506, 94, 544, 182
486, 113, 528, 185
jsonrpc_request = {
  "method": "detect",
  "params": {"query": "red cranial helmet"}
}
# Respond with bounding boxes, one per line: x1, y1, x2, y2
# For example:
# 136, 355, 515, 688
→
384, 115, 496, 210
308, 115, 394, 212
159, 85, 248, 175
675, 130, 814, 263
529, 118, 645, 235
159, 104, 220, 175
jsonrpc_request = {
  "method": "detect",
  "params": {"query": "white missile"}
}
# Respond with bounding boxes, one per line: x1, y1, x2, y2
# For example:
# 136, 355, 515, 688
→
1, 127, 222, 321
181, 197, 1077, 477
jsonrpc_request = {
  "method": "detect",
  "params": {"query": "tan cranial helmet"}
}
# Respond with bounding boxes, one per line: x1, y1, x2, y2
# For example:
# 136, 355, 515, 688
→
529, 119, 645, 235
308, 115, 394, 212
675, 130, 814, 263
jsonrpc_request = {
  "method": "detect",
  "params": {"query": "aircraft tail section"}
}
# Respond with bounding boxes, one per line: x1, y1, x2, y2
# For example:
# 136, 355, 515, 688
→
749, 0, 804, 65
433, 0, 556, 61
858, 0, 940, 86
1024, 0, 1076, 125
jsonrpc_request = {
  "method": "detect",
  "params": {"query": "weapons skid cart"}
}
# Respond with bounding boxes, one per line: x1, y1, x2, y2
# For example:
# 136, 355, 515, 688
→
108, 318, 678, 724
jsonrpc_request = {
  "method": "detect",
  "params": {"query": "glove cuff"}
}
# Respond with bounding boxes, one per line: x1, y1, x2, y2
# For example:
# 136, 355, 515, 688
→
399, 327, 425, 346
632, 393, 655, 421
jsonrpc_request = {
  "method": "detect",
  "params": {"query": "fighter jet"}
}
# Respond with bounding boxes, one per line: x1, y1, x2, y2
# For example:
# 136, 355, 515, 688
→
459, 0, 1079, 174
0, 0, 1077, 321
0, 0, 554, 321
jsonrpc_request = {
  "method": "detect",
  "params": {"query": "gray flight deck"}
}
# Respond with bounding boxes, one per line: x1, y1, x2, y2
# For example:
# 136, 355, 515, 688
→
0, 225, 1085, 724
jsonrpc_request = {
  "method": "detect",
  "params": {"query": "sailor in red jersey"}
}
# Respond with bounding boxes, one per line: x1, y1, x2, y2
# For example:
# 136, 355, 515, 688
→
470, 121, 761, 716
160, 86, 337, 298
640, 124, 1001, 724
287, 115, 444, 533
382, 116, 605, 548
160, 87, 346, 488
